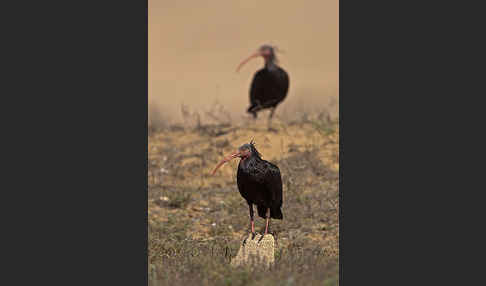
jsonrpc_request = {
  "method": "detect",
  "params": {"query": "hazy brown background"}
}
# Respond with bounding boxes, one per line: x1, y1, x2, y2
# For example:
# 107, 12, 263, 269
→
149, 0, 338, 123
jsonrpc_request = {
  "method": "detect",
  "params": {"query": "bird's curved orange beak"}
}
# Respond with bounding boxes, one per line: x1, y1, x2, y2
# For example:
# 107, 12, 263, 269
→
236, 51, 262, 72
211, 151, 242, 175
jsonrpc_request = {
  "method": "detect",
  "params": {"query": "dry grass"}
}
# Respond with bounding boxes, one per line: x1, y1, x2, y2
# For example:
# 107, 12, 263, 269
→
148, 105, 339, 285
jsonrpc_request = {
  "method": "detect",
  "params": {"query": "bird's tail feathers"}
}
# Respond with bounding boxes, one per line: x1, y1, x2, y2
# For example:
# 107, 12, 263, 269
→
257, 205, 283, 219
271, 207, 283, 220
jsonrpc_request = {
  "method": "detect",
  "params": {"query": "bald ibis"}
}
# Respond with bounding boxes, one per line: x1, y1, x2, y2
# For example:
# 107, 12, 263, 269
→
236, 45, 290, 129
212, 140, 283, 241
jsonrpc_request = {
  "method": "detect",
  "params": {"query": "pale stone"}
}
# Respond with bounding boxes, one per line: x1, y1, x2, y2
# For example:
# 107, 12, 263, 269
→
230, 233, 275, 268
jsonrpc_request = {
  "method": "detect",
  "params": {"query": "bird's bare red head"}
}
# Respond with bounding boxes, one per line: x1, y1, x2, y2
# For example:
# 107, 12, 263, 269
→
236, 45, 279, 72
211, 140, 261, 175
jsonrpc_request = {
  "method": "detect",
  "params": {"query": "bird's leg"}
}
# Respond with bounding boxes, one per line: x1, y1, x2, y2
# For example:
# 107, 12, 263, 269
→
248, 102, 263, 120
269, 107, 276, 119
268, 107, 278, 132
250, 204, 256, 239
259, 208, 271, 242
264, 208, 270, 235
244, 204, 256, 245
247, 108, 257, 119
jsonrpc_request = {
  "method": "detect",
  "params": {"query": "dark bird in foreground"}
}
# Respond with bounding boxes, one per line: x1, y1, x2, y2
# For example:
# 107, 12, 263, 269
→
236, 45, 290, 129
212, 140, 283, 242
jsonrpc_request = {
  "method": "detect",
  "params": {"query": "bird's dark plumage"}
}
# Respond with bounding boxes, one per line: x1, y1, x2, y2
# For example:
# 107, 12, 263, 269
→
247, 65, 289, 118
237, 45, 290, 120
211, 140, 283, 237
236, 142, 283, 220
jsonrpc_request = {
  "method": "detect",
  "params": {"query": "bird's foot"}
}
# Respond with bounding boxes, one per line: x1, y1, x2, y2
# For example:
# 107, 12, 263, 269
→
243, 232, 257, 245
258, 232, 268, 243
